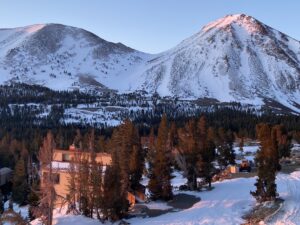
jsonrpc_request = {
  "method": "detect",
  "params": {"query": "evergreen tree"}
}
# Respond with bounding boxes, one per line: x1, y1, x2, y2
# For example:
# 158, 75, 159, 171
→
0, 190, 3, 214
27, 182, 40, 221
38, 131, 56, 225
93, 162, 104, 220
177, 119, 199, 190
78, 157, 90, 216
147, 128, 156, 177
102, 141, 129, 221
251, 123, 280, 202
198, 119, 216, 188
148, 114, 173, 200
273, 124, 292, 158
216, 128, 235, 170
12, 158, 29, 205
110, 119, 144, 192
176, 116, 216, 190
66, 156, 77, 214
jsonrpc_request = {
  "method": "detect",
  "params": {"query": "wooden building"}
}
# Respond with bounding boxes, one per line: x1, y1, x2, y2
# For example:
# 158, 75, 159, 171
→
41, 145, 144, 207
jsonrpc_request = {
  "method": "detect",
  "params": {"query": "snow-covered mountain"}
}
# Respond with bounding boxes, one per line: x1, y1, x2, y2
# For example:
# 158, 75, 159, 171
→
137, 14, 300, 111
1, 14, 300, 112
0, 23, 149, 91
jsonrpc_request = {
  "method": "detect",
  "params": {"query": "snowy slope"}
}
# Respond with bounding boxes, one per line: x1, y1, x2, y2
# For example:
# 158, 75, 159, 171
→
138, 14, 300, 111
1, 14, 300, 112
0, 23, 150, 91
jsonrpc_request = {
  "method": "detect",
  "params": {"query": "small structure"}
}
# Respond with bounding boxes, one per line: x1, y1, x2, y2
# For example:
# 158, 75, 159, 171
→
228, 165, 238, 174
239, 159, 251, 172
0, 167, 12, 186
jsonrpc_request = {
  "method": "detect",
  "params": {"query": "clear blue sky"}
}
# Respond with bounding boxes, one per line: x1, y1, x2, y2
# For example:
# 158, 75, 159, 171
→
0, 0, 299, 53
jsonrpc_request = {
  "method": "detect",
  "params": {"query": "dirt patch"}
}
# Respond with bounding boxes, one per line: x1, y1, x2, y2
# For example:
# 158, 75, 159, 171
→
167, 193, 200, 209
242, 199, 284, 224
230, 171, 257, 179
280, 162, 300, 174
130, 193, 200, 218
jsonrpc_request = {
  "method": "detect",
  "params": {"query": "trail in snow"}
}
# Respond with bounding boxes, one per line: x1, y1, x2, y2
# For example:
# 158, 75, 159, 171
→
268, 172, 300, 225
128, 177, 256, 225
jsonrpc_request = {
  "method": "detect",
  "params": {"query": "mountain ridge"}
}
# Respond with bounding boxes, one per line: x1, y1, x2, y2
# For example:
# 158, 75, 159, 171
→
1, 14, 300, 112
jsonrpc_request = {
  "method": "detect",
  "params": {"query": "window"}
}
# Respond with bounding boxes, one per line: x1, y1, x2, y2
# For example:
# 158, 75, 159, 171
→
53, 173, 60, 184
42, 172, 60, 184
62, 153, 70, 162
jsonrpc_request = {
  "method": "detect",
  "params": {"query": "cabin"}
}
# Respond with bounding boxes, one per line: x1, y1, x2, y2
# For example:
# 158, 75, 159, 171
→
41, 145, 111, 205
41, 145, 144, 207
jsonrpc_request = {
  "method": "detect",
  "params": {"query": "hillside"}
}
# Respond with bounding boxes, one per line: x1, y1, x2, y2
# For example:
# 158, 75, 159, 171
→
1, 14, 300, 112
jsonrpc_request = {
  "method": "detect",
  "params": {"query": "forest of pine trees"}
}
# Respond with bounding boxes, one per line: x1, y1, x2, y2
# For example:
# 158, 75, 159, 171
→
0, 110, 295, 222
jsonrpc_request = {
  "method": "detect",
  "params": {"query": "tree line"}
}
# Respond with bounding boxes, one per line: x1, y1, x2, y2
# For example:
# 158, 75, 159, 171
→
0, 113, 294, 223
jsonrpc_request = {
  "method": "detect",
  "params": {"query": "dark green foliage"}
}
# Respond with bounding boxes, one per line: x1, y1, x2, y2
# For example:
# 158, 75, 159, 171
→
148, 114, 173, 200
216, 128, 235, 169
102, 138, 129, 221
176, 116, 216, 190
273, 124, 292, 158
0, 190, 3, 214
12, 158, 29, 205
177, 119, 199, 190
251, 123, 291, 202
28, 182, 40, 221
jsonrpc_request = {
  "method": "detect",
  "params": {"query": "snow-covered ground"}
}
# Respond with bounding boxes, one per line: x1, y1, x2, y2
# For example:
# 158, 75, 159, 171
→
129, 178, 255, 225
28, 168, 300, 225
267, 172, 300, 225
234, 145, 259, 164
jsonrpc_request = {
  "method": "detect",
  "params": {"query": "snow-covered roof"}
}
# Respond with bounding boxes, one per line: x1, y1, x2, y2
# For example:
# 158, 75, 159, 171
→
0, 167, 12, 175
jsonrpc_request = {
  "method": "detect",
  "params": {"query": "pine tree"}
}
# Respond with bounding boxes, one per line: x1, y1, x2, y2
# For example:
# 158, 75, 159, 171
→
198, 119, 216, 188
66, 156, 77, 214
216, 128, 235, 170
176, 117, 216, 190
110, 119, 144, 192
148, 114, 173, 200
12, 158, 29, 205
0, 190, 4, 214
273, 124, 292, 158
251, 123, 280, 202
147, 128, 156, 177
78, 157, 90, 216
88, 145, 104, 219
93, 162, 104, 220
177, 119, 198, 190
28, 182, 40, 221
38, 131, 56, 225
102, 138, 129, 221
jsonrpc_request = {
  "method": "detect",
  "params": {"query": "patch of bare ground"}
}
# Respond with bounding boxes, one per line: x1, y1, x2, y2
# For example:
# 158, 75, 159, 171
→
241, 198, 284, 225
129, 193, 200, 218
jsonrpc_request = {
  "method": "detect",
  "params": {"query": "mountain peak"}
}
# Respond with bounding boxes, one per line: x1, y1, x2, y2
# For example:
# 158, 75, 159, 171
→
202, 14, 264, 34
23, 24, 46, 34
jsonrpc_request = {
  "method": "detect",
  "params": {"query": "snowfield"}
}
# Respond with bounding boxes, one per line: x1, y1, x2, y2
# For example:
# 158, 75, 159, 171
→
268, 172, 300, 225
29, 170, 300, 225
